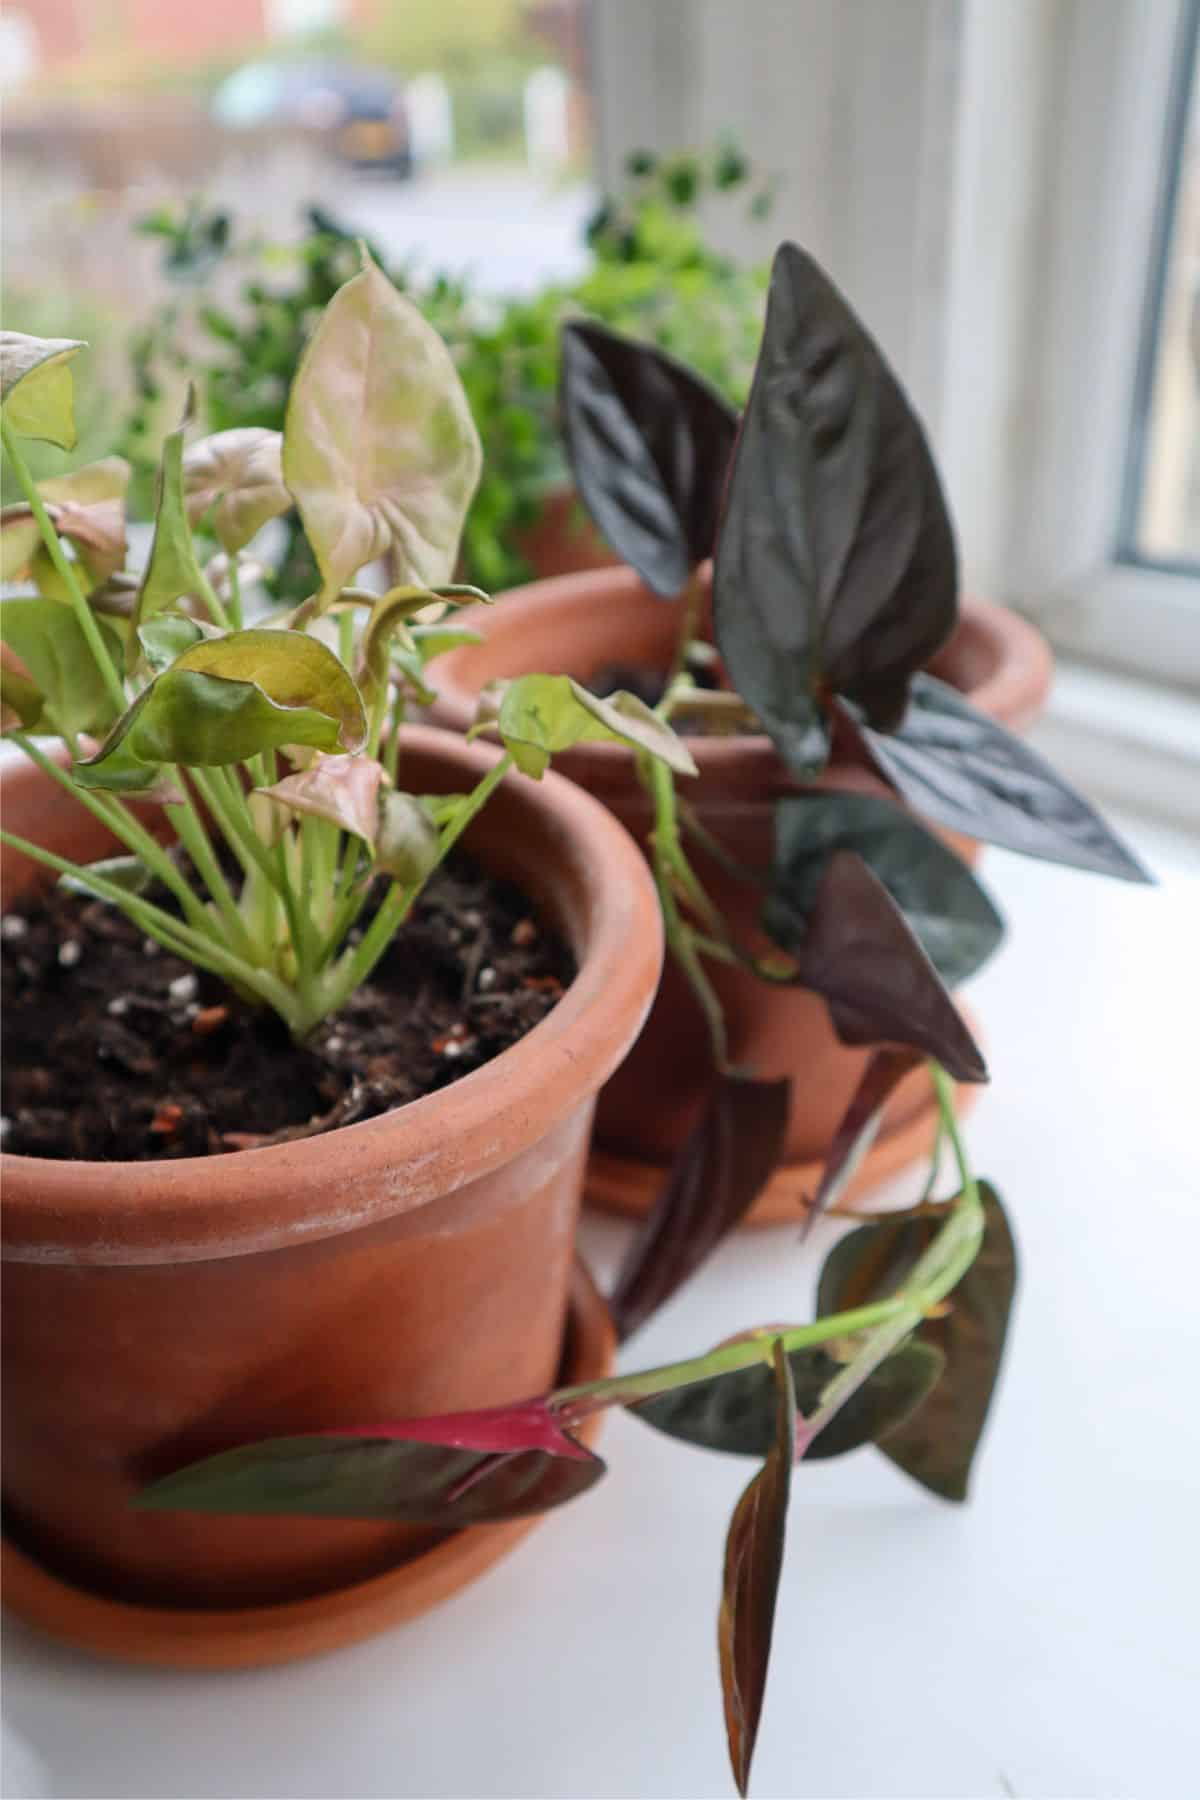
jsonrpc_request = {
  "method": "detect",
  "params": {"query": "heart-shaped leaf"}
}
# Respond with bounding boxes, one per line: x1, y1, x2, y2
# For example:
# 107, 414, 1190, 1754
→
183, 427, 291, 553
859, 674, 1153, 883
1, 457, 130, 584
719, 1340, 794, 1798
135, 416, 211, 628
765, 790, 1005, 987
806, 1048, 922, 1230
560, 319, 739, 595
633, 1338, 944, 1461
817, 1181, 1016, 1499
0, 597, 125, 737
713, 243, 958, 775
135, 1397, 605, 1525
611, 1073, 791, 1341
0, 332, 85, 447
484, 673, 697, 780
76, 629, 365, 790
769, 849, 988, 1081
258, 754, 386, 844
283, 251, 482, 603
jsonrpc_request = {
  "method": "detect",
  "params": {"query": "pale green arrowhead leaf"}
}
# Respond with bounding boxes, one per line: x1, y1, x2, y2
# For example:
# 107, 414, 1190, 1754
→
183, 427, 290, 553
135, 420, 210, 628
282, 253, 482, 604
0, 333, 85, 448
376, 790, 440, 882
0, 597, 125, 736
484, 673, 698, 780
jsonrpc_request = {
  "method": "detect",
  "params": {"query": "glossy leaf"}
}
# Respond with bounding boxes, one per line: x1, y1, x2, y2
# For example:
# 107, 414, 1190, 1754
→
135, 418, 211, 628
817, 1182, 1017, 1500
183, 427, 290, 553
487, 673, 697, 780
633, 1338, 944, 1461
136, 1398, 605, 1525
806, 1049, 922, 1230
0, 332, 84, 447
1, 457, 130, 583
76, 630, 365, 790
0, 597, 125, 737
713, 243, 957, 775
282, 251, 482, 602
765, 790, 1005, 987
611, 1073, 790, 1341
770, 849, 988, 1081
137, 613, 223, 672
719, 1341, 794, 1797
375, 791, 440, 882
560, 319, 739, 595
859, 674, 1153, 883
258, 755, 386, 845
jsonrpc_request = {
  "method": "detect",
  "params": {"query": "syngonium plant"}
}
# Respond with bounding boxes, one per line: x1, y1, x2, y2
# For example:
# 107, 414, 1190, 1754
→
0, 245, 1145, 1796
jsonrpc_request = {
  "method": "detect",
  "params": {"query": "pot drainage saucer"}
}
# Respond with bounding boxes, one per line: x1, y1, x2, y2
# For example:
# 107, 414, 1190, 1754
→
1, 1260, 613, 1672
587, 1064, 980, 1228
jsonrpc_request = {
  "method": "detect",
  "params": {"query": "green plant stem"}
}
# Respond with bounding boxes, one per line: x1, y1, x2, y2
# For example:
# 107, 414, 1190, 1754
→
315, 753, 514, 1029
665, 569, 704, 691
641, 755, 729, 1069
1, 414, 126, 714
226, 556, 244, 632
195, 565, 233, 633
165, 787, 259, 962
0, 827, 300, 1025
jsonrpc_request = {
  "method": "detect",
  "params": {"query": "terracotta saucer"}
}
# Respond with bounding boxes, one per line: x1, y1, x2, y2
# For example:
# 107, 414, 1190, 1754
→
1, 1261, 614, 1672
587, 1067, 980, 1228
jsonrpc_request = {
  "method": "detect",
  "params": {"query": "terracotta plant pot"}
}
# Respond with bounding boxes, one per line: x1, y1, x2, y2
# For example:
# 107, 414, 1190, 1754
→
431, 568, 1055, 1223
1, 726, 661, 1657
516, 483, 615, 580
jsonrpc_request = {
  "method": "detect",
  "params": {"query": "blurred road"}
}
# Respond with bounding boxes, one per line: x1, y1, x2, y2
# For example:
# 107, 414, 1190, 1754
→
326, 164, 595, 294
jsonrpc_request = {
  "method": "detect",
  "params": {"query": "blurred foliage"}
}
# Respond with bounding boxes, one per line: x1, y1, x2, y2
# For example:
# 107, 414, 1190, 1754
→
115, 142, 772, 596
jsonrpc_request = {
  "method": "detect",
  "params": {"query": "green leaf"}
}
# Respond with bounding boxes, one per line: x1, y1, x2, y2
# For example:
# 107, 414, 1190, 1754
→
0, 332, 85, 448
0, 597, 125, 737
137, 613, 223, 673
817, 1182, 1017, 1500
282, 252, 482, 603
765, 790, 1005, 987
633, 1338, 945, 1461
1, 665, 45, 733
135, 418, 211, 628
487, 673, 697, 779
719, 1340, 794, 1797
712, 243, 958, 774
258, 754, 385, 845
59, 855, 152, 901
76, 629, 366, 789
183, 427, 291, 553
856, 675, 1153, 884
408, 623, 483, 662
375, 791, 440, 882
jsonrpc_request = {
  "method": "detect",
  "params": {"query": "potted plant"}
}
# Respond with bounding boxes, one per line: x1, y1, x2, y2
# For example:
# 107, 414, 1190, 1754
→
0, 254, 697, 1644
431, 241, 1149, 1228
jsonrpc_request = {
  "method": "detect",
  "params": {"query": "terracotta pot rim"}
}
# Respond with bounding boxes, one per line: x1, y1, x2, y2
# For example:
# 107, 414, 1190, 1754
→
2, 726, 664, 1265
431, 564, 1055, 778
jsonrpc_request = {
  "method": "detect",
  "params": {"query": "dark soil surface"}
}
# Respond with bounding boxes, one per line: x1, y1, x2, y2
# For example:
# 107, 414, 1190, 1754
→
1, 857, 574, 1162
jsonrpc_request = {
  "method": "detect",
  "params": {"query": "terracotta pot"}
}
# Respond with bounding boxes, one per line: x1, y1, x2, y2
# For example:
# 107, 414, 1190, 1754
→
430, 568, 1054, 1220
515, 484, 615, 581
1, 726, 660, 1632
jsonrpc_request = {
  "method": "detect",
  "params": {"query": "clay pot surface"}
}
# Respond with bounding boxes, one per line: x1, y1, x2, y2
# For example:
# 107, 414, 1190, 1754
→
430, 568, 1053, 1180
1, 726, 661, 1612
515, 484, 615, 582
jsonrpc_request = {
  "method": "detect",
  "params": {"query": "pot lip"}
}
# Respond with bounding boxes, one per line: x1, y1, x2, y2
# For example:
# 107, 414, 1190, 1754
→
1, 725, 664, 1266
431, 563, 1055, 772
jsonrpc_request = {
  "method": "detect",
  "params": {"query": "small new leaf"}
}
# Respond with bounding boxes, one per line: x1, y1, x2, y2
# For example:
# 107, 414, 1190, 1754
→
183, 427, 290, 553
487, 673, 697, 780
375, 791, 440, 883
719, 1341, 794, 1797
135, 417, 211, 628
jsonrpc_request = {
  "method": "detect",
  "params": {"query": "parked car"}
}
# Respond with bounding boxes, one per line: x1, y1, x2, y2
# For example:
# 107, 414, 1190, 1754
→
211, 59, 414, 175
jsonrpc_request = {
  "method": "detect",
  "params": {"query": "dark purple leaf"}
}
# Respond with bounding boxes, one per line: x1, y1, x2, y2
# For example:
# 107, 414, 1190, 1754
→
610, 1073, 791, 1341
632, 1338, 943, 1462
764, 789, 1005, 987
817, 1181, 1017, 1500
560, 319, 739, 596
713, 242, 958, 775
806, 1049, 922, 1232
860, 673, 1153, 883
719, 1341, 795, 1797
136, 1398, 605, 1524
771, 850, 988, 1081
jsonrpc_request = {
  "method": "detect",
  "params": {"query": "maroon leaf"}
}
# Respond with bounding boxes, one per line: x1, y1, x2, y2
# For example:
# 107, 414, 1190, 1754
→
805, 1048, 921, 1234
719, 1340, 796, 1796
610, 1073, 791, 1341
136, 1396, 605, 1524
785, 851, 987, 1082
